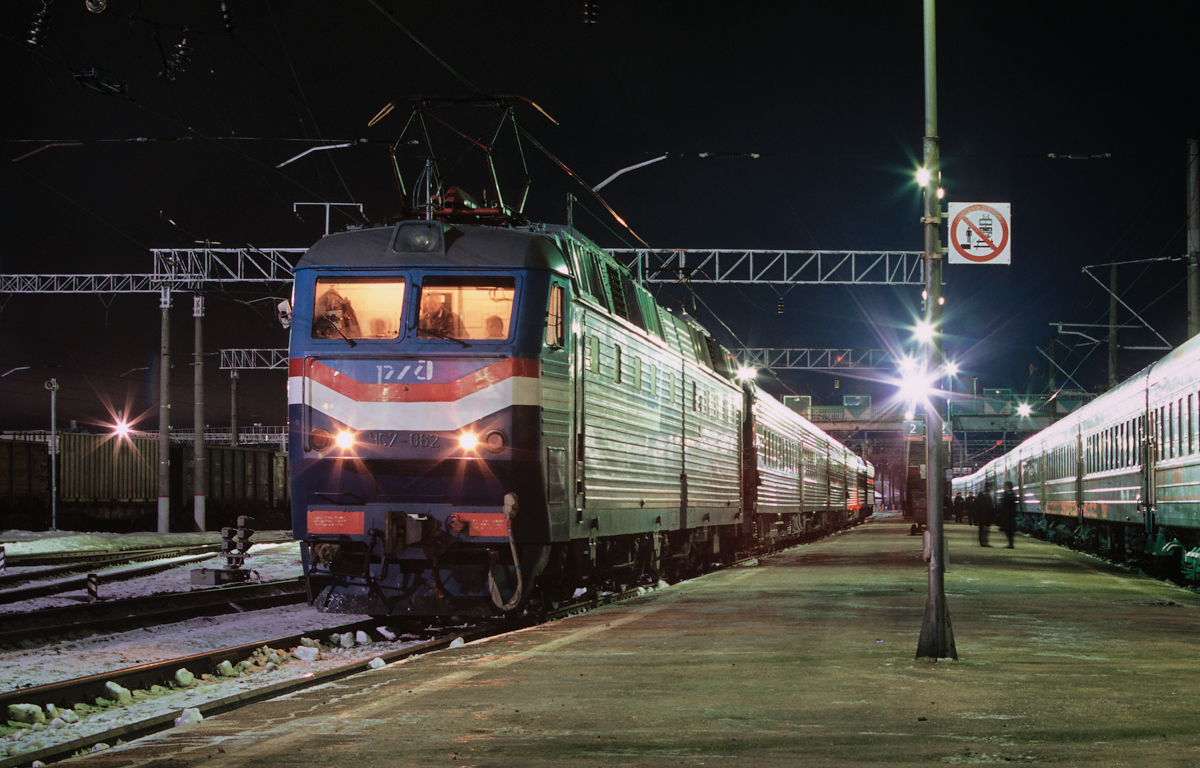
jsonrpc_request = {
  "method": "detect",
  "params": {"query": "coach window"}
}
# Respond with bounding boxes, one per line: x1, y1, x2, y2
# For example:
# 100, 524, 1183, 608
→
1168, 403, 1175, 459
1189, 394, 1195, 454
312, 278, 405, 340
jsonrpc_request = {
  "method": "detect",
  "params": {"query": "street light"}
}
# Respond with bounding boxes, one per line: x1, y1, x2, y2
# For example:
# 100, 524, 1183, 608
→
45, 378, 59, 531
915, 0, 956, 661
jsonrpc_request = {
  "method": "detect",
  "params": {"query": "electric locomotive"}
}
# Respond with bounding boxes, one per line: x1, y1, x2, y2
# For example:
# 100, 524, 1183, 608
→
953, 331, 1200, 575
287, 203, 872, 617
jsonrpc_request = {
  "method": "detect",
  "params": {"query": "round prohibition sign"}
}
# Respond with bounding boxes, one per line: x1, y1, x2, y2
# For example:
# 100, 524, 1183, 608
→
950, 203, 1009, 263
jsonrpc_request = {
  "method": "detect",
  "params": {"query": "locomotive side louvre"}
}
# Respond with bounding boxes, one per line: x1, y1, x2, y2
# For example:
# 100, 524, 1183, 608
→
569, 241, 742, 536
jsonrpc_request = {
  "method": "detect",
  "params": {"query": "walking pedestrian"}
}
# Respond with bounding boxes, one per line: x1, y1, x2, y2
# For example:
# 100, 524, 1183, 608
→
976, 484, 995, 547
997, 481, 1018, 548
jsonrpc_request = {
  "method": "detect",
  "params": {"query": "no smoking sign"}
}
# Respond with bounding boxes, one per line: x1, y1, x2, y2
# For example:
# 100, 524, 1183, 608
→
948, 202, 1011, 264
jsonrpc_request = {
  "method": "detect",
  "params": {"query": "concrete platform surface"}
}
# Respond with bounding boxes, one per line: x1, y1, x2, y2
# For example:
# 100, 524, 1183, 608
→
72, 516, 1200, 767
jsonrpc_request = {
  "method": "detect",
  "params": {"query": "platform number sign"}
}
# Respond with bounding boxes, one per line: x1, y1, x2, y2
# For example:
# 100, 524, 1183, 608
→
948, 202, 1011, 265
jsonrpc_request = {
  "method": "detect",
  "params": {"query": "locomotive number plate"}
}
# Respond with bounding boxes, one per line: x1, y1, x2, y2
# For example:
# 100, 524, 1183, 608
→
362, 431, 441, 448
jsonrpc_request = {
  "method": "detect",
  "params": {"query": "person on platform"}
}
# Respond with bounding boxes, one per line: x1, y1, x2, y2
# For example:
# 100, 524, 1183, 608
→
953, 492, 966, 524
966, 491, 977, 526
997, 481, 1018, 549
976, 484, 995, 547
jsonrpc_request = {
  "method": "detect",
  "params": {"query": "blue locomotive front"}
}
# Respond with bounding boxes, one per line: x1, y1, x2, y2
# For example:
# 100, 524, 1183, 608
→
288, 220, 570, 616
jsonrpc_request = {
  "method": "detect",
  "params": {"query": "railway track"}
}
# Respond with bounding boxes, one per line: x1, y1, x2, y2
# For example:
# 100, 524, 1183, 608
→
0, 576, 681, 768
1, 537, 292, 571
0, 539, 294, 604
0, 579, 308, 648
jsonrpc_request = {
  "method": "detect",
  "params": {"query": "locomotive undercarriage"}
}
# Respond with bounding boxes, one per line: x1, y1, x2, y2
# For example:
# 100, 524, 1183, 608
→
303, 506, 865, 617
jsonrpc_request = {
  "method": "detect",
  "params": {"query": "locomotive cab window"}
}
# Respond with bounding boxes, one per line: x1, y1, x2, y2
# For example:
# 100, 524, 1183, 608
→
546, 284, 565, 347
312, 278, 405, 340
419, 277, 515, 341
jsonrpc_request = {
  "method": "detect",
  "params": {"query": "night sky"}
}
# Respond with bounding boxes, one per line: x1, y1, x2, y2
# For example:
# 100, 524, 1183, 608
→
1, 2, 1198, 434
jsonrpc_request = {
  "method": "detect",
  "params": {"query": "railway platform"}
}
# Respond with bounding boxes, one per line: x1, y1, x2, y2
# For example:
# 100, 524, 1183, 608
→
72, 513, 1200, 767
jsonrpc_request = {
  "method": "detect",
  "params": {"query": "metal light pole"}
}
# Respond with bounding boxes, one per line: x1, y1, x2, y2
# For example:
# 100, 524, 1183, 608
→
158, 288, 172, 534
916, 0, 957, 660
45, 378, 58, 531
1188, 139, 1199, 339
193, 294, 206, 531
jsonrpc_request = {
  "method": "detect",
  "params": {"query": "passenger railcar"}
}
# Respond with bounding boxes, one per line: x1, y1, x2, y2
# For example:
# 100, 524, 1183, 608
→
953, 332, 1200, 575
287, 212, 872, 617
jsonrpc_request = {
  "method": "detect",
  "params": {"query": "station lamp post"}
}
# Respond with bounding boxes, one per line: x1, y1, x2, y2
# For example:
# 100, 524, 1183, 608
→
915, 0, 957, 661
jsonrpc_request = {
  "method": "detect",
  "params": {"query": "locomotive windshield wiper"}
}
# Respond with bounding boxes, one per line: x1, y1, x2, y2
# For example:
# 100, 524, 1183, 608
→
418, 325, 470, 347
319, 315, 357, 347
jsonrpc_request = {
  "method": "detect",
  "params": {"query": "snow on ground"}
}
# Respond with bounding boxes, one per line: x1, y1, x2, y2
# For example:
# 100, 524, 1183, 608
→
0, 528, 449, 763
0, 531, 303, 614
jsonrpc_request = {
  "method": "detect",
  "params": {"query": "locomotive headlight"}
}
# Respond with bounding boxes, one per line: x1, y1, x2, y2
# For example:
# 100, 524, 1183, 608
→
335, 430, 357, 450
310, 428, 333, 452
458, 432, 479, 451
483, 430, 508, 453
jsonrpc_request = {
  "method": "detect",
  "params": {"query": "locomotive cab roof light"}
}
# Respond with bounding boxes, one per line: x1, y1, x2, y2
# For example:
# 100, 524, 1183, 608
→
735, 365, 757, 382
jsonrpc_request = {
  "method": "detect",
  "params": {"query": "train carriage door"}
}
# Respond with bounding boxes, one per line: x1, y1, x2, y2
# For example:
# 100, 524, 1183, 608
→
1074, 432, 1084, 523
542, 279, 572, 538
1142, 408, 1156, 532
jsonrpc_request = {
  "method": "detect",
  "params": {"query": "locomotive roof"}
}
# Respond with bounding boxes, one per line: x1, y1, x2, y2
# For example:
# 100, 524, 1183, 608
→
296, 222, 571, 272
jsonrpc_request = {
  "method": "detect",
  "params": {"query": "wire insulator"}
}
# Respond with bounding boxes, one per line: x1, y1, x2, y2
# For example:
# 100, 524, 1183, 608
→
27, 2, 50, 47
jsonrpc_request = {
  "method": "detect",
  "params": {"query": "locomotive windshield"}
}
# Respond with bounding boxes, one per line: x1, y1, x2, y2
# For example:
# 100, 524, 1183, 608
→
418, 277, 516, 341
312, 278, 405, 340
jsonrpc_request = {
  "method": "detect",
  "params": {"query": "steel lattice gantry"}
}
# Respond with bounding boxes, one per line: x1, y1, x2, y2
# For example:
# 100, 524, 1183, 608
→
220, 348, 288, 370
1, 248, 923, 293
738, 348, 897, 370
608, 249, 925, 285
0, 248, 305, 295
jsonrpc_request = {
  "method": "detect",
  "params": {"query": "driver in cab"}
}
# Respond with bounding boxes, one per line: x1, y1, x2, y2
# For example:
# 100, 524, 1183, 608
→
418, 290, 466, 339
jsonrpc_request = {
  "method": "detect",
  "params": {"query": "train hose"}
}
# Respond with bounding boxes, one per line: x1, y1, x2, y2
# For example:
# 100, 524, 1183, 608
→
488, 493, 523, 612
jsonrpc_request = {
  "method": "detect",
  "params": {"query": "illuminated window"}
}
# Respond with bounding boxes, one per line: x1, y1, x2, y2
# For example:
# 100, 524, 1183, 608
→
419, 276, 515, 340
312, 278, 405, 340
546, 284, 565, 347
